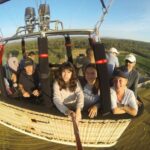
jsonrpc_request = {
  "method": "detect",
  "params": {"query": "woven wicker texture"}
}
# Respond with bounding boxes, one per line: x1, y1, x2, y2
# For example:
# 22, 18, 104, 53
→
0, 101, 131, 147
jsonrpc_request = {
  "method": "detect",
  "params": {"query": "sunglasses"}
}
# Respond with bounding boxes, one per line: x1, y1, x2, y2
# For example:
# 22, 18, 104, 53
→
125, 60, 133, 64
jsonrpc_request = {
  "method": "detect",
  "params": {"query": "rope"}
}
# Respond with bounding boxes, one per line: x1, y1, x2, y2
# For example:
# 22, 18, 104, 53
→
100, 0, 106, 9
0, 0, 10, 4
94, 0, 113, 37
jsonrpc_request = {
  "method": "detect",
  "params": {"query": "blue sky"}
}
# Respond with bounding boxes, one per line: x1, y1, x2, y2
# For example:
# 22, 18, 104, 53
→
0, 0, 150, 42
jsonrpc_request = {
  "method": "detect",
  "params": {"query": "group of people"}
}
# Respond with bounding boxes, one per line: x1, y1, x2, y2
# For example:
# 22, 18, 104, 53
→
2, 47, 141, 123
106, 47, 139, 98
53, 63, 100, 122
53, 47, 140, 123
105, 48, 140, 116
3, 51, 41, 102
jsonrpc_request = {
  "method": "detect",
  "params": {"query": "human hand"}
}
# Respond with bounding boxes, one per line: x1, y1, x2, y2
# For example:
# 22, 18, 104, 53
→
67, 109, 75, 116
32, 90, 40, 97
23, 92, 30, 98
88, 105, 98, 118
11, 73, 17, 83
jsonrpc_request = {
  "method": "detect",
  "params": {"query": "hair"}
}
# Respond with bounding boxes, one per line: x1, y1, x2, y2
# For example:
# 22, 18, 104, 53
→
113, 67, 129, 79
28, 51, 36, 57
57, 62, 77, 92
83, 63, 99, 95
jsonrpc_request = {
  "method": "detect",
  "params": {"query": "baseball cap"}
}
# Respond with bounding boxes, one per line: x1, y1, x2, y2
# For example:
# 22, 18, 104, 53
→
113, 68, 129, 79
125, 54, 136, 63
24, 58, 33, 67
109, 47, 119, 54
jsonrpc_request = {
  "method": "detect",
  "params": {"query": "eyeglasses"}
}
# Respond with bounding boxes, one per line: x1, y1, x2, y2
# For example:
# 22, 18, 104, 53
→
125, 60, 133, 64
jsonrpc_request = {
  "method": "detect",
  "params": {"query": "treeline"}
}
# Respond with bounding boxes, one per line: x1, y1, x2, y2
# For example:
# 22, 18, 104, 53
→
4, 37, 150, 75
5, 37, 150, 54
4, 36, 150, 60
101, 38, 150, 56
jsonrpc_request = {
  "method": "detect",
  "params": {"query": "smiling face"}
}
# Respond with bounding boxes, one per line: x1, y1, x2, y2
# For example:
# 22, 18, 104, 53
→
62, 69, 72, 83
113, 76, 128, 90
85, 67, 97, 85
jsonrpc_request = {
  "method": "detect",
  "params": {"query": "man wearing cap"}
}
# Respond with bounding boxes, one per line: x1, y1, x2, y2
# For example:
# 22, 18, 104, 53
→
110, 68, 138, 116
19, 58, 40, 100
106, 47, 119, 78
120, 53, 139, 98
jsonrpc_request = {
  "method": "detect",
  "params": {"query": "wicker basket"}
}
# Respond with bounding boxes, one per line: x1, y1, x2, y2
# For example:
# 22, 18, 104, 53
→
0, 101, 131, 147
